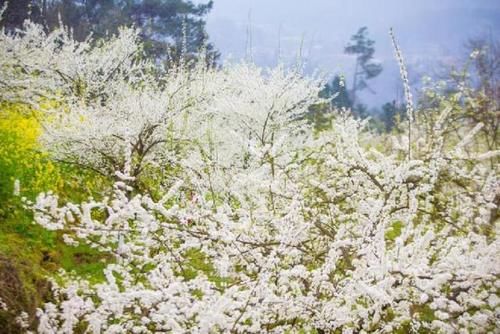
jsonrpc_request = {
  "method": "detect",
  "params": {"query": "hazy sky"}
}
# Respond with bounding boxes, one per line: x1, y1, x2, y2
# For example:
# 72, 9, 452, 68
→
198, 0, 500, 107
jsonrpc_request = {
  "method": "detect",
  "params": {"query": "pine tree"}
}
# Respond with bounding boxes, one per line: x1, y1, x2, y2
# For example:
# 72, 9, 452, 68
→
345, 27, 382, 110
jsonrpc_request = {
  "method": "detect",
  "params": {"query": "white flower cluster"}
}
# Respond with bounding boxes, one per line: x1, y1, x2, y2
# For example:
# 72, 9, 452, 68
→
2, 19, 499, 333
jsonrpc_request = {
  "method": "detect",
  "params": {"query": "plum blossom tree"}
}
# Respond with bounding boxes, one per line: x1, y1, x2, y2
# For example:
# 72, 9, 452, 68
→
1, 18, 499, 334
28, 113, 499, 333
0, 20, 150, 107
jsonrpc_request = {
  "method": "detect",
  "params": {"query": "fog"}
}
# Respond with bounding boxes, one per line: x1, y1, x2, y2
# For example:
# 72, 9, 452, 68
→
199, 0, 500, 107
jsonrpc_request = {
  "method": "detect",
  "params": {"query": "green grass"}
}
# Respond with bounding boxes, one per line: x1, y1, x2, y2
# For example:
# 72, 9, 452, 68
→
0, 109, 111, 330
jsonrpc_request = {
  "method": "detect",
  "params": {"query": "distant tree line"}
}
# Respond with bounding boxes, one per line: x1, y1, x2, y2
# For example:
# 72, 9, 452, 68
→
309, 27, 498, 135
0, 0, 219, 64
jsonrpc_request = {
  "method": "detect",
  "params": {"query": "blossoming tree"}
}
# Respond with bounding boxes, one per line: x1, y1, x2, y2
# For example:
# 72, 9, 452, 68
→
1, 17, 498, 334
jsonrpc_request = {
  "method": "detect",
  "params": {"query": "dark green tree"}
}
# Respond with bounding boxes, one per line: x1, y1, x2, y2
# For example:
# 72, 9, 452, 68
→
305, 75, 352, 131
320, 75, 352, 110
345, 27, 382, 111
0, 0, 42, 32
380, 100, 406, 132
40, 0, 119, 41
127, 0, 218, 62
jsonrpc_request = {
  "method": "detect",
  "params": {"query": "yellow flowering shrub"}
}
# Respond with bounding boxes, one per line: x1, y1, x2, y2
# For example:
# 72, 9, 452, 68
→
0, 102, 110, 330
0, 103, 60, 198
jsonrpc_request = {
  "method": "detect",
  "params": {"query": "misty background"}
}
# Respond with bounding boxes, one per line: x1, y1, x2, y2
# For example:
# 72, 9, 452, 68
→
199, 0, 500, 108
